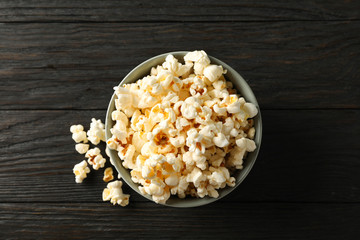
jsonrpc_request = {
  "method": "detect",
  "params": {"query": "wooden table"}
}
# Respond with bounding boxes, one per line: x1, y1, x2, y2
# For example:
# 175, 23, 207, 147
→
1, 1, 359, 239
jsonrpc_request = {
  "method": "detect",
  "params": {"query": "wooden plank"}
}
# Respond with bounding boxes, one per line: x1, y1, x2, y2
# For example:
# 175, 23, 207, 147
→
0, 0, 359, 22
0, 21, 359, 110
0, 202, 359, 239
0, 109, 359, 203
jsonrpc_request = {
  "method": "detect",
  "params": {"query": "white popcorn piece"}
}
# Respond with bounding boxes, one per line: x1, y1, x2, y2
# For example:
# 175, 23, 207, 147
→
152, 189, 171, 204
162, 54, 193, 77
227, 138, 256, 169
85, 147, 106, 170
73, 160, 90, 183
75, 143, 90, 154
243, 102, 258, 118
102, 180, 130, 207
236, 137, 256, 152
190, 76, 207, 96
119, 144, 136, 169
184, 50, 210, 75
207, 185, 219, 198
213, 80, 227, 90
213, 133, 230, 148
103, 167, 114, 182
186, 167, 207, 187
247, 127, 256, 139
180, 102, 197, 120
183, 151, 207, 170
165, 173, 180, 187
203, 65, 224, 82
170, 176, 189, 198
112, 110, 129, 126
213, 104, 227, 116
186, 128, 205, 155
70, 124, 88, 143
87, 118, 105, 145
169, 134, 186, 148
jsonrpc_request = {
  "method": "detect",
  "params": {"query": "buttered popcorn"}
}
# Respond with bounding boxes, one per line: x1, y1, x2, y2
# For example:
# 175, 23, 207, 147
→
73, 160, 91, 183
85, 147, 106, 170
103, 180, 130, 207
70, 124, 88, 143
107, 50, 258, 204
87, 118, 106, 145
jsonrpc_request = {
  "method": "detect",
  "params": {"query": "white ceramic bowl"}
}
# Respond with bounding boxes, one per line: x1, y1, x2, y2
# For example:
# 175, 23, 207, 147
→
105, 51, 262, 207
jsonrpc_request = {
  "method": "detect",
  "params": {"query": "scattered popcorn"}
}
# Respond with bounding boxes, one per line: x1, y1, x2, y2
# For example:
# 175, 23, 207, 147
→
103, 167, 114, 182
87, 118, 106, 145
108, 50, 258, 204
75, 143, 89, 154
70, 124, 88, 143
102, 180, 130, 207
85, 147, 106, 170
73, 160, 90, 183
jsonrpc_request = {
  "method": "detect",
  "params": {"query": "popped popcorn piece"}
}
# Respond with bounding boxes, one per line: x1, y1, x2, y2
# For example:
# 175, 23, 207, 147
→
243, 102, 258, 118
73, 160, 90, 183
85, 147, 106, 170
75, 143, 89, 154
213, 133, 230, 148
186, 167, 207, 187
102, 180, 130, 207
184, 50, 210, 75
203, 65, 224, 82
162, 54, 193, 77
107, 50, 259, 204
70, 124, 88, 143
103, 167, 114, 182
87, 118, 105, 145
247, 127, 256, 139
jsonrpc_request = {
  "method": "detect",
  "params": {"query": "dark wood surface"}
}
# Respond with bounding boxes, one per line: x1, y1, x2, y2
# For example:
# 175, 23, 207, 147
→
0, 1, 359, 239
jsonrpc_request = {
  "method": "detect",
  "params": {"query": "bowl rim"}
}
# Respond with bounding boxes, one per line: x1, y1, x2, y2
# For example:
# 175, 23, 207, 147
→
105, 51, 262, 208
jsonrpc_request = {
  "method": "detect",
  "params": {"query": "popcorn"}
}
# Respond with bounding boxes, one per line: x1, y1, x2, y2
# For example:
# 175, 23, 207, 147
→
213, 133, 230, 148
73, 160, 90, 183
103, 167, 114, 182
184, 50, 210, 75
87, 118, 105, 145
85, 147, 106, 170
75, 143, 89, 154
247, 127, 255, 139
102, 180, 130, 207
180, 101, 197, 120
165, 173, 180, 186
70, 124, 88, 143
208, 166, 235, 189
185, 129, 205, 157
170, 176, 189, 198
243, 102, 258, 118
170, 134, 186, 148
213, 104, 227, 116
186, 167, 207, 187
203, 65, 225, 82
162, 54, 193, 77
183, 151, 207, 170
236, 137, 256, 152
107, 50, 258, 204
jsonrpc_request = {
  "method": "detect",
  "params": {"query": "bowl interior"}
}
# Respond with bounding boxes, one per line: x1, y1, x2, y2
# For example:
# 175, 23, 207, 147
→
105, 51, 262, 207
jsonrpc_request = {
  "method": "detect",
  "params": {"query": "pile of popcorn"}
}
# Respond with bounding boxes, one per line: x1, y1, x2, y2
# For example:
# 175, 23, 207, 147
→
70, 119, 130, 207
107, 50, 258, 204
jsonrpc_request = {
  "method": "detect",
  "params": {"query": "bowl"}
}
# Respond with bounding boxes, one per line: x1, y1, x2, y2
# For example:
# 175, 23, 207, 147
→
105, 51, 262, 207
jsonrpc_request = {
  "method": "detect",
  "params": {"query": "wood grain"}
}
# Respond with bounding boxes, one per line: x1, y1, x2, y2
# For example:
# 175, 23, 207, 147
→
0, 109, 358, 203
0, 0, 359, 22
0, 202, 359, 240
0, 21, 359, 110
